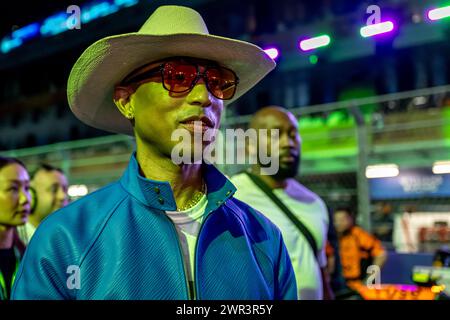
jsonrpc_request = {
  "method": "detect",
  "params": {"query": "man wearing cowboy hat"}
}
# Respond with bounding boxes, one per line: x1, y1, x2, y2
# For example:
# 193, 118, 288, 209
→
12, 6, 297, 300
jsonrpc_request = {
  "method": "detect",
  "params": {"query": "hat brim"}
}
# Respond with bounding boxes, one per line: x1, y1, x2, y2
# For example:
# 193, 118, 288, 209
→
67, 33, 275, 136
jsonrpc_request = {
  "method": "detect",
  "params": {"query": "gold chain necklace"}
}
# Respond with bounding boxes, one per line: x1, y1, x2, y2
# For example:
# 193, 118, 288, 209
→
177, 182, 206, 211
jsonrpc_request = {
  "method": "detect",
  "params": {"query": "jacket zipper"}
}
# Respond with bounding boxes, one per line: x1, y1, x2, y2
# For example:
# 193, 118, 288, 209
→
164, 216, 192, 299
163, 199, 222, 300
193, 208, 215, 301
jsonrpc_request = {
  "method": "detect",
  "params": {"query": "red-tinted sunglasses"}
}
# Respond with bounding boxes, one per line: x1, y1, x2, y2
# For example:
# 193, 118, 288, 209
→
121, 58, 239, 100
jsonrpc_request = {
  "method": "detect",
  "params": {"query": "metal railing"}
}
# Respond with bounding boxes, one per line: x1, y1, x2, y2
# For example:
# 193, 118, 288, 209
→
2, 85, 450, 236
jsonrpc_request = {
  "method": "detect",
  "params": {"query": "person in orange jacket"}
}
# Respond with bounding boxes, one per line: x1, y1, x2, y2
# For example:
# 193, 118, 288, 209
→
333, 207, 387, 292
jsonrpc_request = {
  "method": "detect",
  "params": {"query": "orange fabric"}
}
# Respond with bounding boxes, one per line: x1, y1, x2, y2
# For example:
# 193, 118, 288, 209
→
346, 280, 365, 292
354, 283, 437, 300
338, 226, 385, 281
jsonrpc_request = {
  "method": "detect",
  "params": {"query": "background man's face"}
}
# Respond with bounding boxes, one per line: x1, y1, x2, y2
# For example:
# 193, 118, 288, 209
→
333, 210, 353, 234
32, 169, 69, 218
256, 112, 301, 180
0, 163, 31, 226
129, 59, 224, 160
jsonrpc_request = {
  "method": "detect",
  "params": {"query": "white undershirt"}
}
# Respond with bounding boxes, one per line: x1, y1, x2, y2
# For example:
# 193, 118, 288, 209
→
166, 193, 208, 297
16, 222, 37, 246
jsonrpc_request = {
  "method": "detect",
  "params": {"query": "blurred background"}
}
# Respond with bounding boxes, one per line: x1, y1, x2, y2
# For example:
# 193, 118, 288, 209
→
1, 0, 449, 286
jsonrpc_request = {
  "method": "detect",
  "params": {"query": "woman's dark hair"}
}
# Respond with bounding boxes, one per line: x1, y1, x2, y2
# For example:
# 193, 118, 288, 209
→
0, 156, 28, 172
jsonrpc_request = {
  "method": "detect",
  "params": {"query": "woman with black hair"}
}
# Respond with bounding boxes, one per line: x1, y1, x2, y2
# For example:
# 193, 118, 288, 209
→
0, 156, 31, 300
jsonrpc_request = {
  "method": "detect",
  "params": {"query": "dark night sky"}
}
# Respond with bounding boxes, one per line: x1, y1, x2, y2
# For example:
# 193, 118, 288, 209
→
0, 0, 374, 37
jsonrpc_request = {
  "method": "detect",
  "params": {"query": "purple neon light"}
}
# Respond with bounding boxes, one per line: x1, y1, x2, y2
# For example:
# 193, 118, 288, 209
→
396, 285, 419, 292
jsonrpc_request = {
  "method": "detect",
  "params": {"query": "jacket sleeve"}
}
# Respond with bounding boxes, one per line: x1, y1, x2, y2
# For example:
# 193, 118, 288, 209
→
11, 221, 77, 300
274, 232, 298, 300
357, 227, 386, 258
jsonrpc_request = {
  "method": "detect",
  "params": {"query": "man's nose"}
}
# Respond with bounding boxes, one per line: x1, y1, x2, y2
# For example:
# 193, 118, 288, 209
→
19, 187, 30, 206
56, 187, 67, 201
186, 76, 212, 108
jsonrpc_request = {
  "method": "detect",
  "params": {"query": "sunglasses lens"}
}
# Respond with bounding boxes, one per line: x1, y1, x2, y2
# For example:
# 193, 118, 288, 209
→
161, 60, 238, 100
162, 61, 197, 93
206, 67, 237, 100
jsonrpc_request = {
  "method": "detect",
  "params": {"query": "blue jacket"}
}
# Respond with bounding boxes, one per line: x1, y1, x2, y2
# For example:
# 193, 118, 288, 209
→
12, 154, 297, 300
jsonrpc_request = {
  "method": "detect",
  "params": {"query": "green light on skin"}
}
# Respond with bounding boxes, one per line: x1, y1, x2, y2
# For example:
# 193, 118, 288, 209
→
309, 55, 318, 65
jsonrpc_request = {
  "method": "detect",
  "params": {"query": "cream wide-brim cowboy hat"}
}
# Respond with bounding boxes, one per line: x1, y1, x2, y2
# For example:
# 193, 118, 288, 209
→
67, 5, 276, 136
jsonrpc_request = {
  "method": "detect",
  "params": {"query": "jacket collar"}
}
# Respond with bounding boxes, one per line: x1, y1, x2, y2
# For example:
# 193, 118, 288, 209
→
120, 153, 236, 212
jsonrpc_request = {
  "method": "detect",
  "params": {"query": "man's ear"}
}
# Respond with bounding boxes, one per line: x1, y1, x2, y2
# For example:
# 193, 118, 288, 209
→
113, 86, 134, 119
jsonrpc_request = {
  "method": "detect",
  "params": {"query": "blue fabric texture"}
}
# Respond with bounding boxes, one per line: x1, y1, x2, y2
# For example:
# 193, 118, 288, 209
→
12, 153, 297, 300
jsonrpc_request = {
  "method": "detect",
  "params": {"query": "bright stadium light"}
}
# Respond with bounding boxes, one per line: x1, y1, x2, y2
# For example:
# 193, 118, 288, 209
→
1, 37, 22, 54
68, 185, 89, 197
427, 6, 450, 21
264, 47, 279, 60
366, 164, 399, 179
432, 161, 450, 174
360, 21, 395, 37
12, 23, 40, 41
299, 35, 331, 52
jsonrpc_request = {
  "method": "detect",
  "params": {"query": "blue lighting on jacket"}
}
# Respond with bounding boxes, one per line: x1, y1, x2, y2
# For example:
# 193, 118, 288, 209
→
11, 153, 297, 300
